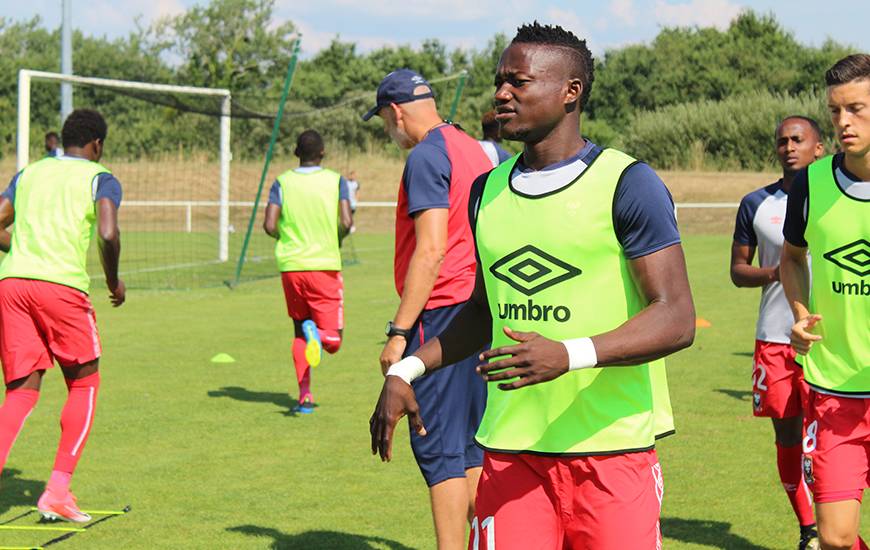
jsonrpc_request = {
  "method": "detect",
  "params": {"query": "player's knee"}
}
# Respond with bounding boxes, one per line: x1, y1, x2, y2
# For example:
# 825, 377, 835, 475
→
321, 331, 342, 354
818, 526, 858, 549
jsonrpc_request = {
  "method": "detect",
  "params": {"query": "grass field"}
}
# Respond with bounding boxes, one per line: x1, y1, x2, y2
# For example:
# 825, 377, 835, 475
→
0, 231, 866, 549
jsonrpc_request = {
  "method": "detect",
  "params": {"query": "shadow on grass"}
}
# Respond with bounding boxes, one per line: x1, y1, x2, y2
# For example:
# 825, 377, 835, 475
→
227, 525, 415, 549
0, 468, 44, 516
207, 386, 308, 417
732, 351, 754, 358
714, 388, 753, 402
662, 517, 770, 549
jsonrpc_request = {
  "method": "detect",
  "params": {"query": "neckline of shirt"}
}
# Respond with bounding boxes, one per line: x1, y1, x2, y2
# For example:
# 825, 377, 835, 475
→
510, 141, 598, 197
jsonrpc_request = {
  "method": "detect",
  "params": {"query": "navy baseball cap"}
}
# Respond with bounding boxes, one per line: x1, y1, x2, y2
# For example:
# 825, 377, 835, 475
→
361, 69, 436, 121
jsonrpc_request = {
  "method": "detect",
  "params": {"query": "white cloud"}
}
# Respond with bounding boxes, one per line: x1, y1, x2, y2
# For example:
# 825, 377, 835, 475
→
610, 0, 636, 26
544, 8, 593, 42
654, 0, 744, 30
326, 0, 502, 22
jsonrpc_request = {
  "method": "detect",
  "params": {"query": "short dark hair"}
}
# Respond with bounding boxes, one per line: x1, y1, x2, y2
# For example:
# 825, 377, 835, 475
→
45, 131, 58, 140
61, 109, 107, 148
481, 110, 499, 140
777, 115, 822, 142
294, 129, 324, 162
511, 21, 595, 111
825, 54, 870, 87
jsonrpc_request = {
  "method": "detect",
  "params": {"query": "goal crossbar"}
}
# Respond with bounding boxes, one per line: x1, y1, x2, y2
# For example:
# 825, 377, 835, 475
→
16, 69, 233, 261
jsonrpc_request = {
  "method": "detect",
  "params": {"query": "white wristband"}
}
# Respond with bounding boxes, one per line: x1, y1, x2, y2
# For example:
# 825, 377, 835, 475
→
386, 356, 426, 385
563, 337, 598, 371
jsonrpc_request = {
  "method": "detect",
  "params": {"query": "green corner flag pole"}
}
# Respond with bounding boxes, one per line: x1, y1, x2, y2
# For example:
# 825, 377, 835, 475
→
447, 70, 468, 121
230, 37, 302, 287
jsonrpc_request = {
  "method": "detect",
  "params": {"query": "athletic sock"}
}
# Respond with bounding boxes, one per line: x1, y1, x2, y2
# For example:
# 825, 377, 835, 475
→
292, 337, 311, 402
854, 536, 869, 550
46, 470, 72, 495
0, 388, 39, 469
52, 372, 99, 475
776, 442, 815, 527
319, 329, 342, 354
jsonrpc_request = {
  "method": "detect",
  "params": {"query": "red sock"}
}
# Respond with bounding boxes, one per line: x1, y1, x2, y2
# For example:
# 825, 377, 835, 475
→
854, 536, 869, 550
52, 372, 99, 475
776, 443, 815, 526
319, 329, 342, 354
292, 338, 311, 401
0, 388, 39, 469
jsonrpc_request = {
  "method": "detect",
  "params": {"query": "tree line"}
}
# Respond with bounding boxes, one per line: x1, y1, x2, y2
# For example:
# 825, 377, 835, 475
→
0, 0, 855, 168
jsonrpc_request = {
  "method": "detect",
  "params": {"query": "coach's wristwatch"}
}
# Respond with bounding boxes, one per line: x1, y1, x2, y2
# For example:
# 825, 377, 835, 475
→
385, 321, 410, 339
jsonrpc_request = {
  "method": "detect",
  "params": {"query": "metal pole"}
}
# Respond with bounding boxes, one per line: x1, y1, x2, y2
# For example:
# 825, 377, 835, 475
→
17, 70, 31, 171
230, 37, 301, 287
218, 94, 232, 260
447, 70, 468, 121
60, 0, 73, 124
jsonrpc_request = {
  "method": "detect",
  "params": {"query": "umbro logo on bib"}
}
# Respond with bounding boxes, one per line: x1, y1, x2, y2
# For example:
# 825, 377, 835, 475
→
824, 239, 870, 278
489, 245, 582, 296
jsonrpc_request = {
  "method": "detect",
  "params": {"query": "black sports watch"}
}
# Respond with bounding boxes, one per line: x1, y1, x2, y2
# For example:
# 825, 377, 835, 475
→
385, 321, 410, 339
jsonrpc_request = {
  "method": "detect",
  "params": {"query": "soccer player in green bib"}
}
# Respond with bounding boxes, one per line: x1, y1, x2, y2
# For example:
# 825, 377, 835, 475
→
781, 54, 870, 550
369, 23, 695, 548
0, 109, 124, 523
264, 129, 353, 414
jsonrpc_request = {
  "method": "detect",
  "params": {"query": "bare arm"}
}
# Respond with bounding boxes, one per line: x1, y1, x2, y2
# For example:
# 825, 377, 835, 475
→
730, 242, 778, 287
0, 197, 14, 253
263, 204, 281, 239
96, 197, 125, 307
780, 240, 820, 354
480, 243, 695, 389
378, 208, 448, 371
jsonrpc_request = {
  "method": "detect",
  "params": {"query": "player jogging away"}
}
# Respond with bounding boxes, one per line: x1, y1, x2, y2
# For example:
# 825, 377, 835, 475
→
732, 115, 824, 550
0, 109, 125, 523
264, 129, 353, 414
370, 22, 695, 549
781, 54, 870, 550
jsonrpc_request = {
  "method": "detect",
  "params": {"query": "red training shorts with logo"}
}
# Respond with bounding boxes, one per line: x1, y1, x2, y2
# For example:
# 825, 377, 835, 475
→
802, 390, 870, 503
0, 278, 101, 384
752, 340, 809, 418
280, 271, 344, 330
470, 449, 663, 550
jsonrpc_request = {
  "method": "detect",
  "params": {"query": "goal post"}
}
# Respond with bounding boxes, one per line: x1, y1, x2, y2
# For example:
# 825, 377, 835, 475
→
16, 69, 233, 262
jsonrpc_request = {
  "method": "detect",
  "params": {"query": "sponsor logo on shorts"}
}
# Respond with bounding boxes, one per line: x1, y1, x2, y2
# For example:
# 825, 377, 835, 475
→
803, 455, 814, 485
490, 245, 581, 323
824, 239, 870, 279
753, 392, 762, 411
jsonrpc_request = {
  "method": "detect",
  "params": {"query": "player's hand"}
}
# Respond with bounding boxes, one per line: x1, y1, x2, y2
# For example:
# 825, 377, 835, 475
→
380, 336, 407, 376
478, 326, 569, 391
791, 314, 822, 355
108, 279, 126, 307
369, 376, 426, 462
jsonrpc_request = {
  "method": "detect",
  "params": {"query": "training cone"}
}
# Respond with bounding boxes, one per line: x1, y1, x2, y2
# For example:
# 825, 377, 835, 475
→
695, 318, 712, 328
210, 353, 236, 364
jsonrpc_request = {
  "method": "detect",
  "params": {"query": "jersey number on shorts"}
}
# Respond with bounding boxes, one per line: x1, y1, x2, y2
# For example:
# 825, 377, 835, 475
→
752, 363, 768, 391
471, 515, 494, 550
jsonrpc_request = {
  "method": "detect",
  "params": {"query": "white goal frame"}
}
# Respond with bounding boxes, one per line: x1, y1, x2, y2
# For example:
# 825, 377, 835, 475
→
17, 69, 233, 262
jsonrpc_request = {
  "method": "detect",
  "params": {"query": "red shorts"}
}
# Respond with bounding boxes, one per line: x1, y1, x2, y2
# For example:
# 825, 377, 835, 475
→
752, 340, 809, 418
280, 271, 343, 330
0, 278, 101, 384
470, 450, 663, 550
803, 390, 870, 503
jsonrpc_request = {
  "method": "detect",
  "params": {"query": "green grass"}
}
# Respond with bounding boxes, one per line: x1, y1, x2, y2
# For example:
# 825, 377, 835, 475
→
1, 233, 867, 549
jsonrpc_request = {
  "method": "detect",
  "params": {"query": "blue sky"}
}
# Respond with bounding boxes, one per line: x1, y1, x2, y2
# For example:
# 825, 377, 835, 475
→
6, 0, 868, 58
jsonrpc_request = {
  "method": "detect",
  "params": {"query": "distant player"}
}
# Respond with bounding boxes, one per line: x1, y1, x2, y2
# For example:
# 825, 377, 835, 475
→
44, 131, 61, 157
362, 68, 491, 549
263, 129, 353, 414
370, 23, 694, 548
731, 116, 823, 549
477, 110, 510, 168
781, 54, 870, 550
346, 170, 360, 214
0, 109, 125, 522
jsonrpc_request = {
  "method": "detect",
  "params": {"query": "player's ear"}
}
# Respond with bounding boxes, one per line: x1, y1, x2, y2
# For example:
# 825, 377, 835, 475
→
815, 142, 825, 159
564, 77, 583, 112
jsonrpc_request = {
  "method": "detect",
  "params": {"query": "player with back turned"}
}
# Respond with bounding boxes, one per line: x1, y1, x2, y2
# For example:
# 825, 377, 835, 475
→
781, 54, 870, 550
0, 109, 125, 523
370, 22, 695, 548
731, 116, 823, 550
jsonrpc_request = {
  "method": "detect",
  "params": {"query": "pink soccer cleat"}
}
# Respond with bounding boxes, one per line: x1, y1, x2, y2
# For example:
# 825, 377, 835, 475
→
37, 488, 91, 523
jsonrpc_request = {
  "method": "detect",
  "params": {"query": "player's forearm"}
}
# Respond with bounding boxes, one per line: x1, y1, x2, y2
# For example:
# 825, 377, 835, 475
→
780, 248, 811, 320
591, 293, 695, 366
730, 263, 778, 288
392, 248, 443, 329
98, 234, 121, 288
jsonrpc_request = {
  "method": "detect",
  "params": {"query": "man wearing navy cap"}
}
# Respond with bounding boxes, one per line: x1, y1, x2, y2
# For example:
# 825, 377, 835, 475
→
363, 69, 492, 549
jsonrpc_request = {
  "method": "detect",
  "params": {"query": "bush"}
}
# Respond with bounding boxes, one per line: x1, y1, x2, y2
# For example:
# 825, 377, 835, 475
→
622, 89, 836, 170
